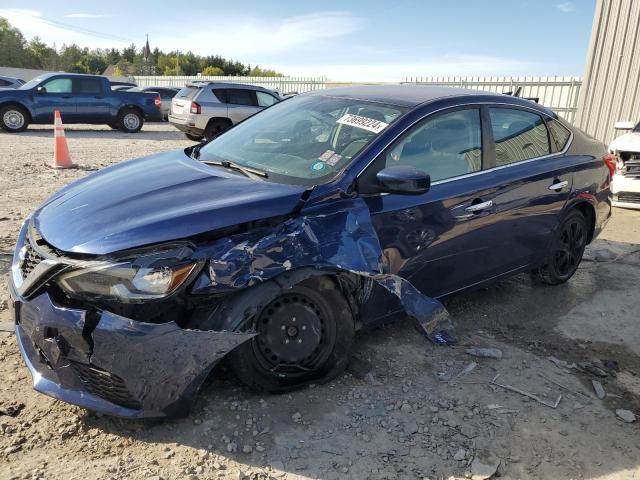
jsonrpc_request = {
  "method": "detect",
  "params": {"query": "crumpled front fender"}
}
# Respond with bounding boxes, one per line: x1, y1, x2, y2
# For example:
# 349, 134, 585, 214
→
191, 197, 453, 341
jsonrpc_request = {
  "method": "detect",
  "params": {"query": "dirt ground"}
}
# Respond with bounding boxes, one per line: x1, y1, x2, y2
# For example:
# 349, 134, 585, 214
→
1, 124, 640, 480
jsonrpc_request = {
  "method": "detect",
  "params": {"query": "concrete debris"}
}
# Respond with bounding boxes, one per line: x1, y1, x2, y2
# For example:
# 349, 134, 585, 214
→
548, 356, 577, 370
0, 402, 25, 417
453, 448, 467, 461
467, 347, 503, 360
615, 409, 636, 423
592, 380, 606, 400
470, 449, 501, 480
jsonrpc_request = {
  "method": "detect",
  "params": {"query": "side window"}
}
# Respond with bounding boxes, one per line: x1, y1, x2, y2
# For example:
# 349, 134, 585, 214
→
74, 78, 102, 94
547, 118, 571, 152
256, 91, 279, 107
41, 78, 72, 94
0, 79, 9, 86
489, 108, 550, 165
384, 108, 482, 182
227, 89, 257, 106
212, 88, 228, 103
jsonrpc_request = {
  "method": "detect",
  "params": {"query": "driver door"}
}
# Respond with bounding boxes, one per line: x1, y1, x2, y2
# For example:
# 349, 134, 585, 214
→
32, 77, 76, 123
360, 106, 506, 298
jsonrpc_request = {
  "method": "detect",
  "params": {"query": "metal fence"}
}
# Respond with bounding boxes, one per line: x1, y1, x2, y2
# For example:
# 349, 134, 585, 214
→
132, 75, 327, 94
402, 76, 583, 123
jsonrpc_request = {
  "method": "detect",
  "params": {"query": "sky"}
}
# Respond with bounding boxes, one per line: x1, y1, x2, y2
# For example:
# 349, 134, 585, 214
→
0, 0, 596, 81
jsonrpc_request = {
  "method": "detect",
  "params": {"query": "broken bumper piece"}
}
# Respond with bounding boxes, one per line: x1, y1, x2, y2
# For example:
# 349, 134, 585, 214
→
12, 290, 254, 418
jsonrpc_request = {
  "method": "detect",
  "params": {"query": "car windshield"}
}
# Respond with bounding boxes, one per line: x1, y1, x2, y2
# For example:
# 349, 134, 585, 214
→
19, 77, 46, 90
197, 95, 406, 185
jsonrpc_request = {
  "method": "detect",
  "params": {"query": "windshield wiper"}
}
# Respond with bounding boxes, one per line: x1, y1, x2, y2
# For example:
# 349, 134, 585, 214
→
201, 159, 269, 179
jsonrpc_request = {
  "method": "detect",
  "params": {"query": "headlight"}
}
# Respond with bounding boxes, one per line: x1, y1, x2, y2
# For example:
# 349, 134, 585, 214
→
57, 246, 200, 301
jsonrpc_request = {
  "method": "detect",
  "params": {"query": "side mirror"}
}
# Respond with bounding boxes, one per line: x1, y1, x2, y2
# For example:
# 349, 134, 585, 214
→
36, 86, 46, 94
376, 165, 430, 195
614, 121, 635, 130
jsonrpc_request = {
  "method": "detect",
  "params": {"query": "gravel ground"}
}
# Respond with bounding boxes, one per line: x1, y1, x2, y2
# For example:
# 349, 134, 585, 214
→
1, 124, 640, 480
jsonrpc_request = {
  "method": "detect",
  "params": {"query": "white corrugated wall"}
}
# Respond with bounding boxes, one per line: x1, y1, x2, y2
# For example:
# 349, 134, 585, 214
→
576, 0, 640, 144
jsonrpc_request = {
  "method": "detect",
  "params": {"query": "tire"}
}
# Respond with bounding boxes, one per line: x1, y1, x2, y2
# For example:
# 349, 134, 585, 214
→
185, 133, 204, 142
531, 209, 588, 285
0, 105, 29, 132
108, 123, 119, 130
203, 119, 230, 141
229, 276, 355, 393
117, 108, 144, 133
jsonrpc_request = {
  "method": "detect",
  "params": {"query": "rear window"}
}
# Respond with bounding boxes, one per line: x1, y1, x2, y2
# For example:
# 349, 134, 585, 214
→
547, 118, 572, 152
177, 86, 200, 100
489, 108, 550, 165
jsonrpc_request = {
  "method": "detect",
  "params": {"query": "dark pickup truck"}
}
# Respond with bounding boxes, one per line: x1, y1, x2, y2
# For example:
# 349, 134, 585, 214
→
0, 73, 162, 133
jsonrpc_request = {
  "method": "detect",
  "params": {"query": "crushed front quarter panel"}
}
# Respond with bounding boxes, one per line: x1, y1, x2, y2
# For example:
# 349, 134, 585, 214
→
191, 196, 454, 341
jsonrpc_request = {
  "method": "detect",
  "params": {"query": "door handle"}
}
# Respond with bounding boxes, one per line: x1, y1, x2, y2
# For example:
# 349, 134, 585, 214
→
94, 96, 104, 99
548, 180, 569, 191
465, 200, 493, 213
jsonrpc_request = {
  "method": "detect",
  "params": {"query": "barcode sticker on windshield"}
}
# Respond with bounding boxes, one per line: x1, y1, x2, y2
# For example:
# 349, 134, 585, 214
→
336, 114, 389, 134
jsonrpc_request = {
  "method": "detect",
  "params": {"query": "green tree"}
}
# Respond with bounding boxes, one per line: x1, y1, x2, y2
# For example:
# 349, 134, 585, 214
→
0, 17, 37, 67
201, 66, 224, 76
28, 37, 58, 70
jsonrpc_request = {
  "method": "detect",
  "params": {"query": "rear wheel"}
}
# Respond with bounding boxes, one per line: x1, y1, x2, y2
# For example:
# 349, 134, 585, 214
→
117, 108, 144, 133
229, 276, 354, 393
203, 119, 230, 141
531, 209, 588, 285
0, 105, 29, 132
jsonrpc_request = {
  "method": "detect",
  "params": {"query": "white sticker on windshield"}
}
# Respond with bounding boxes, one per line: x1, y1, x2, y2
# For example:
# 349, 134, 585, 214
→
336, 114, 389, 134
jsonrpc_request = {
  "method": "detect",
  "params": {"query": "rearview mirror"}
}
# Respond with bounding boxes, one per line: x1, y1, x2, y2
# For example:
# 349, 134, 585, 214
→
614, 121, 635, 130
36, 86, 46, 94
376, 165, 430, 195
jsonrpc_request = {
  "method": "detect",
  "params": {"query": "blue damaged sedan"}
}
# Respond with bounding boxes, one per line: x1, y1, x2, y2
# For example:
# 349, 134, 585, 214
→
9, 86, 612, 417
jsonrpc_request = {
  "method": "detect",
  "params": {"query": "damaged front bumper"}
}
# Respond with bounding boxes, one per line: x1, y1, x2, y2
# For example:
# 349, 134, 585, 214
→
10, 283, 254, 418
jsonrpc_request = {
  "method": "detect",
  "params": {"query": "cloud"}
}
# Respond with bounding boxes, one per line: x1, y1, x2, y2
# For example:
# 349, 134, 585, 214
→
154, 11, 363, 57
0, 8, 131, 47
555, 2, 575, 13
64, 13, 107, 19
269, 55, 541, 82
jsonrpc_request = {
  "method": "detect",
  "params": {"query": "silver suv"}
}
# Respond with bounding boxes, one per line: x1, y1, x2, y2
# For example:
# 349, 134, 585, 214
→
168, 82, 281, 141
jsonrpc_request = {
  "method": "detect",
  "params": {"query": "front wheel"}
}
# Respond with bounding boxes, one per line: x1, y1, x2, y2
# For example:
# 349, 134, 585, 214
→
229, 276, 355, 393
0, 105, 29, 132
117, 108, 144, 133
531, 209, 588, 285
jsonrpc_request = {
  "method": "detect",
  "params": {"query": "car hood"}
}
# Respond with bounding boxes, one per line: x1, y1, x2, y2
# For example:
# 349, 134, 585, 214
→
609, 132, 640, 153
33, 150, 308, 255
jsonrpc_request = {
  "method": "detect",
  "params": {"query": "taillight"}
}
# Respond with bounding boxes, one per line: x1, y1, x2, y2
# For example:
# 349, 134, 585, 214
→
190, 102, 201, 114
154, 95, 161, 108
603, 153, 617, 177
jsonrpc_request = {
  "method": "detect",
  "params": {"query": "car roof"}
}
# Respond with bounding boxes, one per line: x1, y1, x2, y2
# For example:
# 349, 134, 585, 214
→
306, 85, 502, 107
305, 85, 557, 116
185, 81, 273, 92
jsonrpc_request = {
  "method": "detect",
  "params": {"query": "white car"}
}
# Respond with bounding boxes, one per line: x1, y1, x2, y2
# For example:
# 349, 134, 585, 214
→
609, 120, 640, 209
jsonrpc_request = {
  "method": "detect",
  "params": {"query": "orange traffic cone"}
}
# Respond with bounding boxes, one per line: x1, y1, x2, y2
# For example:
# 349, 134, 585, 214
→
52, 110, 75, 169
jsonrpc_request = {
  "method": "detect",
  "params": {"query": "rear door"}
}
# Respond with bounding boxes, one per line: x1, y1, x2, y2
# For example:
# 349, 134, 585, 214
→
32, 77, 75, 123
483, 107, 573, 271
73, 77, 108, 122
225, 88, 261, 123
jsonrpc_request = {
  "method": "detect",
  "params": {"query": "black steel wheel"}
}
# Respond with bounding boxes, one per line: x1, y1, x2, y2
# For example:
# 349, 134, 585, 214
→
531, 209, 588, 285
229, 276, 354, 393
